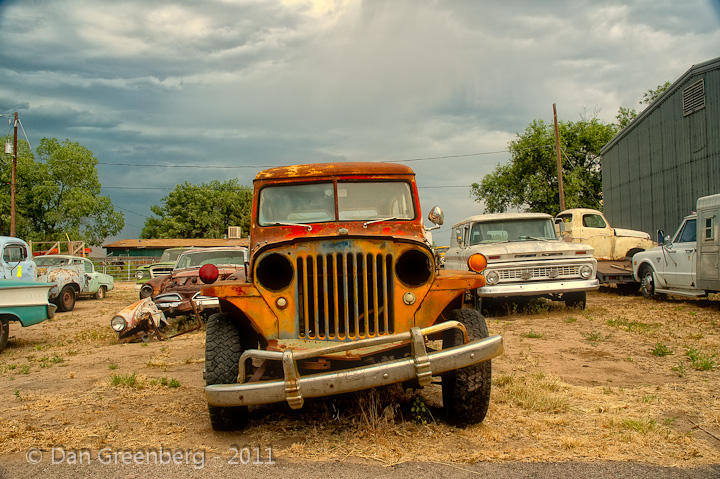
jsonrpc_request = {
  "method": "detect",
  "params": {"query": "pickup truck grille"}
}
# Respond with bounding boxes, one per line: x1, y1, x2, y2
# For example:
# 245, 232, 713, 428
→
296, 252, 395, 340
499, 264, 580, 281
149, 266, 174, 278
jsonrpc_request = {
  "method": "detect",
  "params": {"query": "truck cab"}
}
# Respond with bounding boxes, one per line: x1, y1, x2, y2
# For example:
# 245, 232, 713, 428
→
633, 193, 720, 298
200, 162, 503, 430
0, 236, 36, 281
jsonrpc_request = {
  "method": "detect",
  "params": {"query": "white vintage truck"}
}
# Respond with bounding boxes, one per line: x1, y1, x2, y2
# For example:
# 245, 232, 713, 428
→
632, 194, 720, 299
555, 208, 655, 287
444, 213, 599, 309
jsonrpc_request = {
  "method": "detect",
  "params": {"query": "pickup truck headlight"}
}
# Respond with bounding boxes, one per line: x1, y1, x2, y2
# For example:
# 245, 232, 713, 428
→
485, 270, 499, 285
580, 264, 593, 279
111, 316, 127, 332
135, 271, 144, 280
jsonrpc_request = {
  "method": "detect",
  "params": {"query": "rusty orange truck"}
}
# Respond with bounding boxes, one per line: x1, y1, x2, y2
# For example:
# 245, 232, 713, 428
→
199, 162, 503, 430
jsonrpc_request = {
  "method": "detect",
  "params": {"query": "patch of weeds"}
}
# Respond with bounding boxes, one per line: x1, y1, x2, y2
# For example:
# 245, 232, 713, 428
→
108, 363, 118, 370
602, 386, 613, 394
651, 343, 673, 357
642, 394, 659, 404
526, 299, 551, 314
689, 311, 697, 317
7, 364, 17, 370
410, 395, 433, 424
606, 317, 660, 334
169, 378, 180, 388
564, 317, 577, 324
14, 389, 21, 400
686, 348, 716, 371
493, 373, 569, 413
148, 377, 181, 389
141, 342, 149, 348
65, 349, 79, 356
20, 365, 30, 374
521, 329, 544, 339
582, 331, 609, 346
671, 362, 686, 377
619, 418, 658, 434
110, 372, 143, 389
688, 333, 704, 340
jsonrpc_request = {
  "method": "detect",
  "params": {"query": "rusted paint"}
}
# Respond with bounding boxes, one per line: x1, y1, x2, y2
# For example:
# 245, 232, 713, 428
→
37, 267, 86, 299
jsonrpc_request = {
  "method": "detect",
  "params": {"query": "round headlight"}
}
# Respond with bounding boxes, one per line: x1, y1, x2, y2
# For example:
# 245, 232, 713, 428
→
111, 316, 127, 332
580, 264, 593, 279
485, 270, 500, 285
135, 271, 144, 280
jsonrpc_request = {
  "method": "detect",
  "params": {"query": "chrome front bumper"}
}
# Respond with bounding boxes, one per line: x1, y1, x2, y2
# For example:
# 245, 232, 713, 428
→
206, 321, 503, 409
477, 278, 599, 297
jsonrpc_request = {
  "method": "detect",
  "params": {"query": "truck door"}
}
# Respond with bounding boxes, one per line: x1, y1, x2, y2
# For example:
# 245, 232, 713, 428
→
578, 212, 614, 259
664, 218, 697, 289
697, 209, 719, 290
444, 224, 468, 270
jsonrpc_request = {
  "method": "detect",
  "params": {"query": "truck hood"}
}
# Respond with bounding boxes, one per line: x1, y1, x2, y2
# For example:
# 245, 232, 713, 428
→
614, 228, 651, 240
470, 240, 594, 263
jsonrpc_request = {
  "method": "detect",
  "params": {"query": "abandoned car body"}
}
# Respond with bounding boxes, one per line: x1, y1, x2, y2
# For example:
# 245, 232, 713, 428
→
135, 247, 192, 285
34, 255, 114, 312
0, 279, 56, 352
112, 247, 247, 341
200, 162, 504, 430
444, 213, 599, 309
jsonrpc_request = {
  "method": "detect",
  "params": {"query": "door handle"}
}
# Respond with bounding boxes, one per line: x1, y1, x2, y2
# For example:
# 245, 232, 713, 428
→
684, 249, 694, 253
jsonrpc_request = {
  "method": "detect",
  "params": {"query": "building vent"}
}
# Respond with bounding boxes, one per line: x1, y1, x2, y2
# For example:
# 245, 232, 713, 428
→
682, 78, 705, 116
227, 226, 242, 239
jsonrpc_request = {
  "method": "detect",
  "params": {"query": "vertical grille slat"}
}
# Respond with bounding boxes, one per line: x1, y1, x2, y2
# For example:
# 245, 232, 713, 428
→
297, 248, 395, 340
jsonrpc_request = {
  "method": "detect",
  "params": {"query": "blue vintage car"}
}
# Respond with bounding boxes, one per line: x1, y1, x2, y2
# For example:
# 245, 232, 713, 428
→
0, 279, 56, 352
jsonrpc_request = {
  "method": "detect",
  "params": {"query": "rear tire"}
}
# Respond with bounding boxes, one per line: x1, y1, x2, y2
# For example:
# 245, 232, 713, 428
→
564, 291, 586, 309
95, 286, 107, 300
55, 285, 76, 312
441, 308, 492, 426
0, 319, 9, 352
205, 312, 249, 431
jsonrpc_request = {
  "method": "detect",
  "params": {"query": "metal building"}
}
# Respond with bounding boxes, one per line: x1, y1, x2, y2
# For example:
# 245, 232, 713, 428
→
600, 56, 720, 238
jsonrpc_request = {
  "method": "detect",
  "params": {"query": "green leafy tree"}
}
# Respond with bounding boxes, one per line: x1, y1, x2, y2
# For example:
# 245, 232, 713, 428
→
471, 118, 618, 214
0, 137, 124, 244
141, 179, 252, 239
616, 81, 671, 129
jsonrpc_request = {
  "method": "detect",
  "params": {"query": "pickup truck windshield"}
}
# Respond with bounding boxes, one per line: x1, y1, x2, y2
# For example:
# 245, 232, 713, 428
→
470, 219, 557, 244
259, 181, 414, 225
34, 257, 70, 266
176, 250, 246, 269
160, 248, 188, 262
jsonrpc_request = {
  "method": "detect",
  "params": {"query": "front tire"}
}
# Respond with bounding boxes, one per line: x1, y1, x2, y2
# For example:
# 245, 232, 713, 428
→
639, 265, 656, 299
55, 285, 76, 312
0, 319, 9, 352
441, 308, 492, 425
95, 286, 107, 300
205, 312, 248, 430
564, 291, 586, 309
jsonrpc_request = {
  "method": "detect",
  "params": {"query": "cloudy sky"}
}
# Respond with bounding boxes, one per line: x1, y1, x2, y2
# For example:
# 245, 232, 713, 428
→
1, 0, 719, 244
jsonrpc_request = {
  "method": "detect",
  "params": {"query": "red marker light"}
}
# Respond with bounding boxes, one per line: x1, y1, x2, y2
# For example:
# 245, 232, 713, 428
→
199, 264, 219, 284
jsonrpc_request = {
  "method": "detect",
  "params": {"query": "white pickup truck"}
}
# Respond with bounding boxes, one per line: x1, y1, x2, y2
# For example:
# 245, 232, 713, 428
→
444, 212, 599, 309
633, 194, 720, 298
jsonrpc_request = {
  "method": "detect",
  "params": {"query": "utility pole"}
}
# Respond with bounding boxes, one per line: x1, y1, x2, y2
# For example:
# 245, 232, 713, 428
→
10, 112, 17, 237
552, 104, 565, 211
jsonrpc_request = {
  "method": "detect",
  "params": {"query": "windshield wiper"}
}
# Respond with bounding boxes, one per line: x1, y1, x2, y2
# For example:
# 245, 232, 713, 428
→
272, 222, 312, 231
519, 235, 551, 241
363, 217, 399, 228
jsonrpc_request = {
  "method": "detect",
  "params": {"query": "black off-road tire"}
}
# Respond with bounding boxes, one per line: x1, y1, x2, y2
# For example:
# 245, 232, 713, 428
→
564, 291, 587, 309
205, 312, 248, 431
55, 285, 76, 312
0, 319, 9, 352
95, 286, 107, 300
441, 308, 492, 426
139, 284, 154, 299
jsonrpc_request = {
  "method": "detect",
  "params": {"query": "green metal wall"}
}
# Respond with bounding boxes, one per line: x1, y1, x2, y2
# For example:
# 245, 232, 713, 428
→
106, 248, 165, 257
601, 60, 720, 237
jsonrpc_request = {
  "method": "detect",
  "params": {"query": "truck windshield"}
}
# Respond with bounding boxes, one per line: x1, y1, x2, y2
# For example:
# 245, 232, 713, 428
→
160, 248, 188, 262
176, 250, 246, 269
470, 219, 557, 244
33, 256, 70, 266
258, 181, 414, 225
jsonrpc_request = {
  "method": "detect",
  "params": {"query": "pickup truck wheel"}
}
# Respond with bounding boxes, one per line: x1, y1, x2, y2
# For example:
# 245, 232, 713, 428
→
95, 286, 107, 300
55, 285, 76, 312
639, 266, 656, 299
205, 312, 248, 431
139, 284, 154, 299
0, 319, 9, 352
564, 291, 586, 309
441, 308, 492, 426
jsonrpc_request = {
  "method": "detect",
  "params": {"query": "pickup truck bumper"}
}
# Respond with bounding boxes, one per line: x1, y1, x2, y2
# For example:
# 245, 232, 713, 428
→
206, 321, 503, 409
477, 278, 599, 297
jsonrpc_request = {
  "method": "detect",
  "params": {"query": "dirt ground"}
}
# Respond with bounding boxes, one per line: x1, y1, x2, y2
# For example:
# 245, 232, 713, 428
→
1, 283, 719, 468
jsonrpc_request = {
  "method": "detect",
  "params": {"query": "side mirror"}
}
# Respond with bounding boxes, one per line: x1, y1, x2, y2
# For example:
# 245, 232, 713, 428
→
427, 206, 444, 226
657, 229, 665, 245
557, 222, 566, 233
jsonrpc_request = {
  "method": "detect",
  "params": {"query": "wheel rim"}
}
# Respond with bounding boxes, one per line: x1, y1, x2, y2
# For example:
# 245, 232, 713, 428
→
64, 292, 73, 308
642, 272, 654, 295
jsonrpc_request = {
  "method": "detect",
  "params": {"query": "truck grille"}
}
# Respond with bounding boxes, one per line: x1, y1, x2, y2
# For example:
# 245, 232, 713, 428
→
499, 265, 580, 281
297, 252, 395, 340
149, 266, 174, 278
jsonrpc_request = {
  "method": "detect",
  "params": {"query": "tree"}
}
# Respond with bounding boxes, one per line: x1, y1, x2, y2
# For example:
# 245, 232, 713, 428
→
141, 179, 252, 239
470, 118, 618, 214
0, 137, 124, 245
616, 81, 671, 129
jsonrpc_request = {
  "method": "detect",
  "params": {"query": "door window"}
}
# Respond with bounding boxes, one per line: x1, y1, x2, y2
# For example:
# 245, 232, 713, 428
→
83, 260, 93, 273
675, 219, 697, 243
582, 214, 607, 228
3, 244, 27, 262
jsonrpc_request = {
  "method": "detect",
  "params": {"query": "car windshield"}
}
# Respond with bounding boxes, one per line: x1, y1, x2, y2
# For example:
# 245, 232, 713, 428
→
175, 250, 246, 269
160, 248, 188, 262
34, 256, 71, 266
258, 181, 415, 225
470, 219, 557, 244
